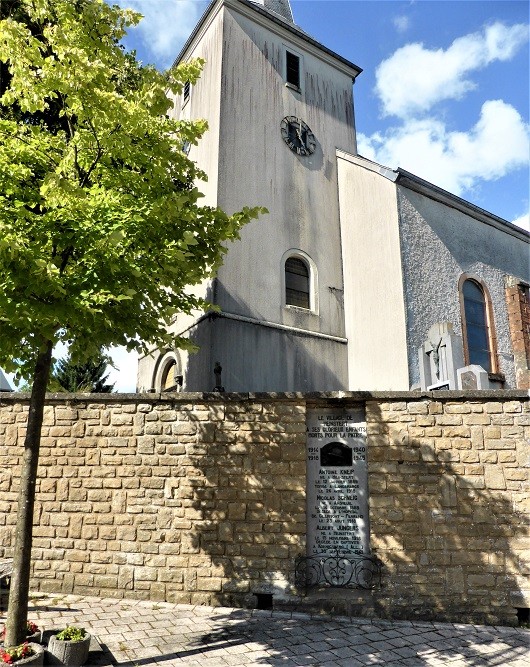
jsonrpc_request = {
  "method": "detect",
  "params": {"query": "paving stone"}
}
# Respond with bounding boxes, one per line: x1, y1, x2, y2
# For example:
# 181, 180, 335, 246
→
330, 645, 361, 659
310, 650, 341, 662
387, 637, 412, 648
370, 640, 399, 651
324, 637, 354, 648
334, 658, 365, 667
378, 629, 404, 640
5, 593, 530, 667
351, 642, 378, 655
393, 646, 420, 659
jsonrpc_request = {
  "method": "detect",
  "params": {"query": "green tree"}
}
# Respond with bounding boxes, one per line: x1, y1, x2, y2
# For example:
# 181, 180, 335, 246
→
52, 351, 115, 392
0, 0, 263, 646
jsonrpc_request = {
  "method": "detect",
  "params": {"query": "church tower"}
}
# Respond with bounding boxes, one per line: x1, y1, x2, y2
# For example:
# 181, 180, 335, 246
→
137, 0, 362, 392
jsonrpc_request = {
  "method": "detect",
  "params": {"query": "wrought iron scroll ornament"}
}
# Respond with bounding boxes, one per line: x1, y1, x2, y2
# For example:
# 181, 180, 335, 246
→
295, 552, 382, 590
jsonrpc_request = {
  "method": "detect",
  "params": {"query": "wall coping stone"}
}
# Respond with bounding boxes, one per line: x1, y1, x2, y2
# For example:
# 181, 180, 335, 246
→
0, 389, 527, 404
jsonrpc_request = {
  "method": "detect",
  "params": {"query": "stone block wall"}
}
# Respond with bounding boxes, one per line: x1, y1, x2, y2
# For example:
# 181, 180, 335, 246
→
0, 396, 307, 607
0, 391, 528, 624
365, 396, 528, 624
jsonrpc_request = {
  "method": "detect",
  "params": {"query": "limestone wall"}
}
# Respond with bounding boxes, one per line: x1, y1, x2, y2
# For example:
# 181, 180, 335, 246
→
365, 396, 528, 624
0, 391, 528, 625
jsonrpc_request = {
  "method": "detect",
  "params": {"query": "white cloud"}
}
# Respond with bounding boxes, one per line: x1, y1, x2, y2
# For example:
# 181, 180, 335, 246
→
512, 211, 530, 232
358, 100, 530, 196
393, 15, 410, 34
116, 0, 205, 67
376, 22, 528, 118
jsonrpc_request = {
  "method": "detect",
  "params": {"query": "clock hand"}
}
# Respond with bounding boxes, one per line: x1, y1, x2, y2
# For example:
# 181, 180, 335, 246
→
295, 118, 306, 148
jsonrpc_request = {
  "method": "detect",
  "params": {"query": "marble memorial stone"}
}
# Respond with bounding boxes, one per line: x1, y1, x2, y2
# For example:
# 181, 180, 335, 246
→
306, 408, 370, 556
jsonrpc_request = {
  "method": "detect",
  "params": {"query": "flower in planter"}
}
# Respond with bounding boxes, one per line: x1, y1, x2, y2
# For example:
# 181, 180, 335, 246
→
0, 623, 40, 642
54, 628, 86, 643
0, 642, 35, 664
48, 627, 90, 667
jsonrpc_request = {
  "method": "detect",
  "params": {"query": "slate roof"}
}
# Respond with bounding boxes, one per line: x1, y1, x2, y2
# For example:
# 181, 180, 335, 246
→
250, 0, 294, 23
0, 367, 13, 391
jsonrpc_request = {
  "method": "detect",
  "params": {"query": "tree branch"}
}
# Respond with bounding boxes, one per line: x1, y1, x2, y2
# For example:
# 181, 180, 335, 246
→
79, 116, 103, 187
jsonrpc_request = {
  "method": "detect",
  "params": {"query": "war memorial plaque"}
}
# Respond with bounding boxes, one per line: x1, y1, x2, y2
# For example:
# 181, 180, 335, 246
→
306, 409, 369, 556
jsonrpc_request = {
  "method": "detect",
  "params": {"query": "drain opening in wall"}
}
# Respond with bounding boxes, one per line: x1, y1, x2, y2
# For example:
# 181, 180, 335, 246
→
516, 608, 529, 626
255, 593, 273, 610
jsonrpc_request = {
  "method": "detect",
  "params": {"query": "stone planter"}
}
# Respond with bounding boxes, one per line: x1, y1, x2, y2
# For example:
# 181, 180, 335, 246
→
46, 634, 91, 667
0, 642, 44, 666
1, 629, 41, 646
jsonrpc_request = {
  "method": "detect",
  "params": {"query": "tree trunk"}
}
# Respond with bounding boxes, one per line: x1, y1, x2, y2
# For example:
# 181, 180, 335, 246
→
4, 341, 52, 647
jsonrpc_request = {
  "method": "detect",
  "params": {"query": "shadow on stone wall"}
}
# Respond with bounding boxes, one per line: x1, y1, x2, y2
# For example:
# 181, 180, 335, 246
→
1, 392, 527, 658
175, 396, 528, 628
366, 399, 527, 626
174, 396, 308, 610
178, 396, 528, 627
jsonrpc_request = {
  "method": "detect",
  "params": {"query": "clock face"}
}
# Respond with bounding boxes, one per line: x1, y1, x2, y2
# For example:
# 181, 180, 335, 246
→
280, 116, 316, 156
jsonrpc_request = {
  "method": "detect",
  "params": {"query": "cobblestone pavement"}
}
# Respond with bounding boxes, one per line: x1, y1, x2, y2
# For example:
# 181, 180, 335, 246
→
3, 594, 529, 667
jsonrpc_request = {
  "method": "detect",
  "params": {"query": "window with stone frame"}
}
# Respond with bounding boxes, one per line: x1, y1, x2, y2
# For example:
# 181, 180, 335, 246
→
161, 360, 182, 391
460, 277, 497, 373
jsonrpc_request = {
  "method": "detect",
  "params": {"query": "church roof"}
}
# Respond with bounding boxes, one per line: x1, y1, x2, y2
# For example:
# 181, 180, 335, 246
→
337, 151, 530, 242
172, 0, 362, 79
250, 0, 294, 23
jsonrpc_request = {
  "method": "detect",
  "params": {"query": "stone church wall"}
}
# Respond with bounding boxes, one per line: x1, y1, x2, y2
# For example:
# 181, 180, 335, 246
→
0, 391, 527, 625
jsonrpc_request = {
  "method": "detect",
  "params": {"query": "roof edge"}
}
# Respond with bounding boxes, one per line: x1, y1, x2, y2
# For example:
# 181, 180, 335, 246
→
336, 151, 529, 242
396, 168, 530, 243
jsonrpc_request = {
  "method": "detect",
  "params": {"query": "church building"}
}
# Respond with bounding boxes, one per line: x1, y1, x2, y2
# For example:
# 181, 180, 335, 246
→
137, 0, 530, 394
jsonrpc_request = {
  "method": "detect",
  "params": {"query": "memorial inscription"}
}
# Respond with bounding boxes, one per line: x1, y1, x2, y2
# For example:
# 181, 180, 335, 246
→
306, 409, 370, 556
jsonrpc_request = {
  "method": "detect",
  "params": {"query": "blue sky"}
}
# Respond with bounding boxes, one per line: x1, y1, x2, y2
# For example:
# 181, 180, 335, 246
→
6, 0, 529, 392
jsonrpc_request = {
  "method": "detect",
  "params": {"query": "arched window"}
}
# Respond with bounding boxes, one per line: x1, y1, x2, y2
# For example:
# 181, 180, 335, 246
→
161, 360, 178, 390
154, 352, 183, 392
460, 277, 496, 373
285, 256, 310, 309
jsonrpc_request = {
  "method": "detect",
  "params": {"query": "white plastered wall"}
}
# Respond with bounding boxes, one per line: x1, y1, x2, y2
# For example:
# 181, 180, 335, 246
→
337, 153, 409, 390
137, 8, 225, 391
214, 4, 357, 337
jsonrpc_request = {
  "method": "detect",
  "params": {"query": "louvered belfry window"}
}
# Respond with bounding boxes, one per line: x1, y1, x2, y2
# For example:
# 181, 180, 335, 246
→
285, 257, 310, 309
286, 51, 300, 88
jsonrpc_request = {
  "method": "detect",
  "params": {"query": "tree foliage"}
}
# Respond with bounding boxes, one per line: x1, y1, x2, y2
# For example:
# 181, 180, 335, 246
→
52, 351, 114, 392
0, 0, 264, 646
0, 0, 263, 380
